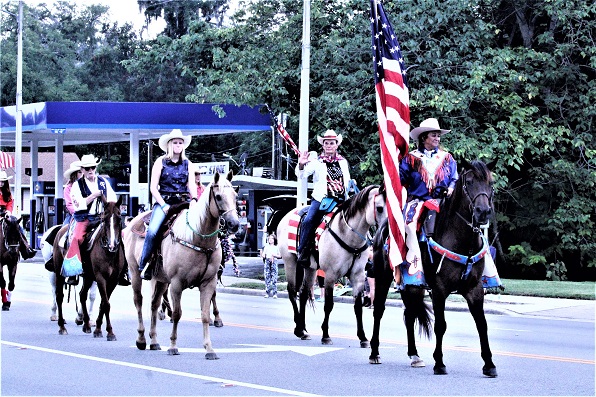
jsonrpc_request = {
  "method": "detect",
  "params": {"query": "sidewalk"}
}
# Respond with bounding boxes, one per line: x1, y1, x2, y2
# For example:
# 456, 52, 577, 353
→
218, 255, 595, 322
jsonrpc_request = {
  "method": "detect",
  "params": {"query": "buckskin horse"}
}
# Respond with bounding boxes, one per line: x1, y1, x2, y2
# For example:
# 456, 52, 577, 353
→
369, 159, 498, 377
1, 215, 22, 311
277, 185, 387, 346
52, 196, 126, 340
123, 171, 239, 359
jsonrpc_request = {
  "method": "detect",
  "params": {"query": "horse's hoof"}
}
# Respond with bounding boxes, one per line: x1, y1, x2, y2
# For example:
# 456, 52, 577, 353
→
360, 340, 370, 348
136, 341, 147, 350
482, 366, 498, 378
299, 332, 311, 340
209, 319, 214, 326
410, 355, 426, 367
82, 325, 92, 334
213, 320, 223, 328
167, 348, 179, 355
158, 311, 166, 321
50, 315, 58, 321
75, 317, 84, 326
205, 352, 219, 360
369, 355, 382, 364
58, 328, 68, 335
2, 305, 9, 311
149, 343, 161, 351
433, 365, 448, 375
107, 334, 117, 342
321, 337, 333, 345
93, 331, 103, 338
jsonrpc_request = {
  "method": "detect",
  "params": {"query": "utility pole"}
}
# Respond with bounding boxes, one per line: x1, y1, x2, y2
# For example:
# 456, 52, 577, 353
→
297, 0, 310, 206
14, 0, 23, 217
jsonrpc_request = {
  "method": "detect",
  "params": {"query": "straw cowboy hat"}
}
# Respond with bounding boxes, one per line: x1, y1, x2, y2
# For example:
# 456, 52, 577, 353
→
317, 130, 343, 145
410, 118, 451, 141
79, 155, 102, 168
0, 170, 13, 181
158, 129, 191, 152
63, 160, 82, 180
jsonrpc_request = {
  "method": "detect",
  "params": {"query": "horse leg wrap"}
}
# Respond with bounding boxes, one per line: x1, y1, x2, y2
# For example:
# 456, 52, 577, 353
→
1, 289, 7, 303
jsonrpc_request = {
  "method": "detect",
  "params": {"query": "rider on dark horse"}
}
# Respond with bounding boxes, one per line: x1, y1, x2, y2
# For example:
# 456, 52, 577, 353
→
295, 130, 353, 268
0, 170, 37, 260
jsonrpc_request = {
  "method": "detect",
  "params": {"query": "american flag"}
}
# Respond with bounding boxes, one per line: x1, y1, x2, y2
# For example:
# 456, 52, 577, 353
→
370, 0, 410, 272
0, 151, 15, 169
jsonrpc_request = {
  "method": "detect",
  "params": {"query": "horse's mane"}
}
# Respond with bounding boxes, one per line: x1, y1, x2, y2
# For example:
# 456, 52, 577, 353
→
341, 185, 380, 221
437, 160, 493, 232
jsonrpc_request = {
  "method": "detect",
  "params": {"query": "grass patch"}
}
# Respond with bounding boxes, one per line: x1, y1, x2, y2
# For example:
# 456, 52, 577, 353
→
226, 278, 595, 300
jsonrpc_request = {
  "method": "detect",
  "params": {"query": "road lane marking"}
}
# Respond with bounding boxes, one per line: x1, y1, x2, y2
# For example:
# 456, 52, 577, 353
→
1, 340, 322, 397
173, 344, 343, 356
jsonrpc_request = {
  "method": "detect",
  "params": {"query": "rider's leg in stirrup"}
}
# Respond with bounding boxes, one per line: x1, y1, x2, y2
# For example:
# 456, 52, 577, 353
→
138, 203, 169, 279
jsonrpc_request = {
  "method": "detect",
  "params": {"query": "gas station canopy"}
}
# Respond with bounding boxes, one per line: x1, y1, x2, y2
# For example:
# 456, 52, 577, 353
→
0, 101, 271, 147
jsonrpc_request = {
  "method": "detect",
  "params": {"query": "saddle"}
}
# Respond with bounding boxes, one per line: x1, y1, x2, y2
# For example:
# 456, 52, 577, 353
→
285, 205, 336, 256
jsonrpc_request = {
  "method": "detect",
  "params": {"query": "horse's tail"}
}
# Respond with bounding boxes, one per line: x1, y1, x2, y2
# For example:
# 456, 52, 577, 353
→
401, 285, 433, 340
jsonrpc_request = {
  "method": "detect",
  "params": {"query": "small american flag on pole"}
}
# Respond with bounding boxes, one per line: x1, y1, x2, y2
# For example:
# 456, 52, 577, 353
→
370, 0, 410, 273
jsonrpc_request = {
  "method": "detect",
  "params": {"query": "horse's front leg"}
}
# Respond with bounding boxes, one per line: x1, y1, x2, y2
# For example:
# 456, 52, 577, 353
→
210, 291, 223, 327
55, 275, 68, 335
130, 267, 147, 350
353, 290, 369, 348
465, 287, 497, 377
297, 268, 314, 340
79, 276, 93, 334
321, 280, 335, 345
431, 294, 448, 375
149, 281, 169, 351
369, 267, 392, 364
102, 277, 120, 341
198, 280, 218, 360
92, 279, 109, 339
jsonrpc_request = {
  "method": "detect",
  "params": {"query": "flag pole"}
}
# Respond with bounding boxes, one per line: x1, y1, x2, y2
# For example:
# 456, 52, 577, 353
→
297, 0, 311, 207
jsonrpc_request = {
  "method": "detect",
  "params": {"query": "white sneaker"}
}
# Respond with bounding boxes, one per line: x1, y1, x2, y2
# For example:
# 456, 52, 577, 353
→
263, 294, 269, 298
273, 295, 278, 299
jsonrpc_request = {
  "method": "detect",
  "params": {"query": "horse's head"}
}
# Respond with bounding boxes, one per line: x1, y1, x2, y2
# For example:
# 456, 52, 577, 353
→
1, 215, 22, 255
458, 159, 494, 227
210, 171, 240, 233
99, 195, 123, 253
343, 184, 388, 229
368, 184, 388, 228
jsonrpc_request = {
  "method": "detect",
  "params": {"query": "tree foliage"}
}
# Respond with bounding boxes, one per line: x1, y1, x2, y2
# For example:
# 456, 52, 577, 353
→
0, 0, 593, 280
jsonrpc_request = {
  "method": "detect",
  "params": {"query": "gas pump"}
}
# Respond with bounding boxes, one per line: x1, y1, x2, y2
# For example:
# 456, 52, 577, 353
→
32, 181, 57, 248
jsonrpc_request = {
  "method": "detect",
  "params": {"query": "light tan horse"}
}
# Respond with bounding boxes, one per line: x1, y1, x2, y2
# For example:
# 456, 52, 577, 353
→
277, 185, 387, 346
123, 171, 239, 359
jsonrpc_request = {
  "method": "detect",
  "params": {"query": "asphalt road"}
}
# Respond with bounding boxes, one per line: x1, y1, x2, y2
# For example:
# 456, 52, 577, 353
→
1, 262, 594, 396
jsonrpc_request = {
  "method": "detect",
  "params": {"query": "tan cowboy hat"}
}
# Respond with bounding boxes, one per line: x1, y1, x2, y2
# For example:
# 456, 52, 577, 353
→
79, 154, 102, 168
158, 129, 192, 152
317, 129, 343, 145
0, 170, 13, 181
63, 160, 82, 180
409, 118, 451, 141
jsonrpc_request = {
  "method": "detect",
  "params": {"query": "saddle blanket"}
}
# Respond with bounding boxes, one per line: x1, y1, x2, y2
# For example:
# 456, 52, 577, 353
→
285, 206, 334, 254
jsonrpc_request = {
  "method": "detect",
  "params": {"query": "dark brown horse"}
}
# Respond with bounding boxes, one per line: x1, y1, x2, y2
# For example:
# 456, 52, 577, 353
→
1, 215, 23, 311
52, 196, 126, 340
370, 160, 498, 377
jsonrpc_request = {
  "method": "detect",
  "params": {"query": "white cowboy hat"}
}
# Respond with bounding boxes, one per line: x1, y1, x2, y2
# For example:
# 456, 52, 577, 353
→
79, 154, 102, 168
0, 170, 13, 182
317, 129, 343, 145
158, 129, 192, 152
63, 160, 82, 180
193, 164, 208, 174
410, 118, 451, 141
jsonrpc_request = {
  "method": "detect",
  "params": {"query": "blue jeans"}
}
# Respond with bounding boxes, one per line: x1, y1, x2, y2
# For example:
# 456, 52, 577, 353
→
138, 204, 169, 270
298, 199, 322, 253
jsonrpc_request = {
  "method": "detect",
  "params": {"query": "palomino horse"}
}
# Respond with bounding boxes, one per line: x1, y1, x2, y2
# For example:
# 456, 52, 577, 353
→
369, 160, 498, 377
40, 224, 97, 323
277, 185, 387, 345
123, 171, 239, 359
52, 197, 126, 339
0, 215, 23, 311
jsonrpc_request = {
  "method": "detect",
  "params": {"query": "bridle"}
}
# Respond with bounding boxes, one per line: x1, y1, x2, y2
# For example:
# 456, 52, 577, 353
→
459, 169, 494, 228
1, 218, 20, 254
186, 183, 236, 239
99, 207, 121, 253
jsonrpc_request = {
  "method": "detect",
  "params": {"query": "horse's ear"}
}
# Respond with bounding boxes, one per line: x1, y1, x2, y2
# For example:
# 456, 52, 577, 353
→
227, 170, 234, 181
459, 158, 471, 171
101, 194, 108, 206
485, 159, 497, 171
379, 183, 386, 196
213, 172, 220, 184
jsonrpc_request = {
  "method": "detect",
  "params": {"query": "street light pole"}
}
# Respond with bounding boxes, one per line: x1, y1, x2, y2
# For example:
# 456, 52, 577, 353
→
14, 0, 23, 217
297, 0, 310, 206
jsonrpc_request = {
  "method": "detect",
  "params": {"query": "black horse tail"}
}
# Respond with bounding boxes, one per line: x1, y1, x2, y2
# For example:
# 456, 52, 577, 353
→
401, 285, 433, 340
